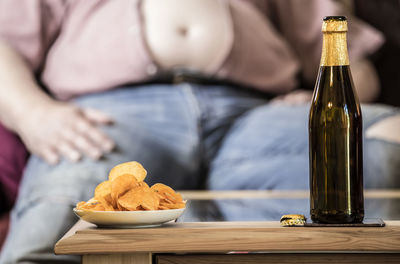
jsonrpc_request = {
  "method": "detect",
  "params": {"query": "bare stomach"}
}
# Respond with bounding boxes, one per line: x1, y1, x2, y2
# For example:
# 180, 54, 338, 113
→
141, 0, 233, 74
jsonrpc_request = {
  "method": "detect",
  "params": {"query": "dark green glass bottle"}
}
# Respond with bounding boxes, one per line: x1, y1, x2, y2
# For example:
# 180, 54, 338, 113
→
309, 16, 364, 223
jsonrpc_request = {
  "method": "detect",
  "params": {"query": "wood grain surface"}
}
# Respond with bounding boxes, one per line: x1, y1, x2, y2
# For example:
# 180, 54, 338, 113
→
156, 253, 400, 264
55, 220, 400, 255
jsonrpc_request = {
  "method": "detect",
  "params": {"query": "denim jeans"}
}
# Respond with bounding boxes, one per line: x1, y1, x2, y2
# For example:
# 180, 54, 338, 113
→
1, 83, 399, 263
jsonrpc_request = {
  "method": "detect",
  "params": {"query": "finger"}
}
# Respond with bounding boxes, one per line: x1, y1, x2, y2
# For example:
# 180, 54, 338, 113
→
75, 119, 115, 152
82, 108, 114, 125
39, 148, 60, 165
72, 134, 103, 160
85, 126, 115, 153
60, 128, 103, 159
57, 141, 82, 162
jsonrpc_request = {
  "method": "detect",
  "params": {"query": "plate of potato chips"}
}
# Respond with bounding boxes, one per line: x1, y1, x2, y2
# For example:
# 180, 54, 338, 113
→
74, 161, 186, 228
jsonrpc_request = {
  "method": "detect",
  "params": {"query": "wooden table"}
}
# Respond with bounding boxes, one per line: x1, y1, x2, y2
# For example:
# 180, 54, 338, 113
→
55, 190, 400, 264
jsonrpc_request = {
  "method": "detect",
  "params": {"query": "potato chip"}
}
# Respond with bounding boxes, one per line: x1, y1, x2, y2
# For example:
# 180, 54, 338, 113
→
151, 183, 184, 204
157, 205, 170, 210
94, 181, 115, 209
117, 202, 126, 211
118, 183, 159, 211
138, 182, 160, 210
75, 161, 184, 212
151, 183, 185, 210
97, 197, 115, 211
76, 198, 105, 211
117, 188, 141, 211
108, 161, 147, 182
94, 181, 111, 201
76, 201, 86, 209
111, 174, 139, 204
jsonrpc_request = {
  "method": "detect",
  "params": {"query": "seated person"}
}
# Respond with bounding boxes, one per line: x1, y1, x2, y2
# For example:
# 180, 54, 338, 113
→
0, 0, 399, 263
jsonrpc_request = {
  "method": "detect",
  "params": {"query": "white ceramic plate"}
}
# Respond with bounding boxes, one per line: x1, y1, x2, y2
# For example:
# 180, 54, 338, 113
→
73, 208, 185, 228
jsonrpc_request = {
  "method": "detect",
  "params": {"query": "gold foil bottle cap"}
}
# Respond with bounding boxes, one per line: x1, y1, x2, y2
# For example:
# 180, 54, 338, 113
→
280, 214, 306, 227
322, 16, 348, 32
320, 16, 349, 66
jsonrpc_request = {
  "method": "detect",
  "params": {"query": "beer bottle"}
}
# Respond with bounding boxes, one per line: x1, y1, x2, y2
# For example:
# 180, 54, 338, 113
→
309, 16, 364, 223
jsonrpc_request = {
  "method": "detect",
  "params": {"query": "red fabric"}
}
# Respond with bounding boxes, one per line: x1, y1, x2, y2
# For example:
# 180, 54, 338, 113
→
0, 123, 28, 209
0, 213, 9, 251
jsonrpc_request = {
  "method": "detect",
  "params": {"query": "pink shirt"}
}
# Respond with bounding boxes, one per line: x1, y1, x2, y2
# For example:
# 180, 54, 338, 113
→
0, 0, 383, 100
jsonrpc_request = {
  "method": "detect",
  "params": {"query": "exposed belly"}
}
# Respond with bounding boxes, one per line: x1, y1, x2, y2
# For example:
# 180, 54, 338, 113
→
141, 0, 233, 74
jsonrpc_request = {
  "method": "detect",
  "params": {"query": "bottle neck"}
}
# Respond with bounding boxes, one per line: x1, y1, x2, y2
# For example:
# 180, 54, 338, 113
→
320, 32, 349, 66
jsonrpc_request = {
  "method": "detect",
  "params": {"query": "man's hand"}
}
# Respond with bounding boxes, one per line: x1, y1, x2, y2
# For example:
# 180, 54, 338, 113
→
16, 101, 115, 164
270, 90, 313, 105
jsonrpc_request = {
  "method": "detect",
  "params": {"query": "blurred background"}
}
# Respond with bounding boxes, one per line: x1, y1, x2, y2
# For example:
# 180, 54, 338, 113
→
0, 0, 399, 253
351, 0, 400, 107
